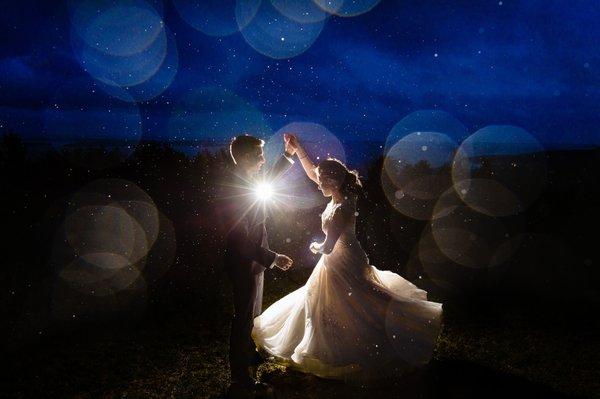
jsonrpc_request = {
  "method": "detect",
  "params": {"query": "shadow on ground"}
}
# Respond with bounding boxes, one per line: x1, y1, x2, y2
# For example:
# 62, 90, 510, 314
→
208, 358, 574, 399
3, 303, 595, 399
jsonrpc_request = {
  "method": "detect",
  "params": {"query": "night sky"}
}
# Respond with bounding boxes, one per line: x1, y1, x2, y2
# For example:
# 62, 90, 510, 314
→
0, 0, 598, 151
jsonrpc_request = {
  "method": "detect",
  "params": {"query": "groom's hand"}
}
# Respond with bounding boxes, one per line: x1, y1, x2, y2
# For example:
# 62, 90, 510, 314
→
274, 254, 293, 271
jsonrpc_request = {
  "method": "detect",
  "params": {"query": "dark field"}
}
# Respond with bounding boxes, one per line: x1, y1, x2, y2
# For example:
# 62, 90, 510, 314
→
1, 135, 598, 398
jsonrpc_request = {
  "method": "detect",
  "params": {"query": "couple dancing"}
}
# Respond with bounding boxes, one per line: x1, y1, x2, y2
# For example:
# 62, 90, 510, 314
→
221, 133, 443, 396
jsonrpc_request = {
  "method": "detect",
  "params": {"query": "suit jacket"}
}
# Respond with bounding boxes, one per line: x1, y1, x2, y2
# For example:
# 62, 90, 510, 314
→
220, 154, 294, 276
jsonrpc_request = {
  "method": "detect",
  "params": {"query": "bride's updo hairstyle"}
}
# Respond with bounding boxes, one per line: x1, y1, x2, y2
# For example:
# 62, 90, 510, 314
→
317, 158, 362, 197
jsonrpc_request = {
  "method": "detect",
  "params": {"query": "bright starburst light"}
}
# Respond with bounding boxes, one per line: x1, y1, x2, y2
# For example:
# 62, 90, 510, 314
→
254, 182, 274, 201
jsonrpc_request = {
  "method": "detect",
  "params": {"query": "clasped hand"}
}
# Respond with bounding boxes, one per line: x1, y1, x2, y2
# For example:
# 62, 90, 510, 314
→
274, 254, 293, 271
309, 242, 322, 254
283, 133, 299, 155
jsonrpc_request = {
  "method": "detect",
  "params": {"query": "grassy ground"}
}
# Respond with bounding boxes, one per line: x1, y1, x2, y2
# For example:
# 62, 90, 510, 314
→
3, 271, 598, 399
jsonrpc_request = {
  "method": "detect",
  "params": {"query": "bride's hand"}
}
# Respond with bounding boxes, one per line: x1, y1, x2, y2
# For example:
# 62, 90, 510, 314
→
284, 133, 299, 153
309, 242, 321, 254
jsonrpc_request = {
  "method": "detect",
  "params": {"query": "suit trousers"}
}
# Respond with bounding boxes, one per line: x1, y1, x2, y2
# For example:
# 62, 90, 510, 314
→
227, 265, 264, 384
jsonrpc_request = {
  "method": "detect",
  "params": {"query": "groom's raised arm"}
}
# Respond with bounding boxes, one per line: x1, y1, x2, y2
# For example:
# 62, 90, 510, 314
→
266, 152, 294, 183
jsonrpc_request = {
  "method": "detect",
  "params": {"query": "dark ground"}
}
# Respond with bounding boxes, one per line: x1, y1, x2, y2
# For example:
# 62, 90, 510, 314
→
1, 136, 599, 398
3, 279, 599, 399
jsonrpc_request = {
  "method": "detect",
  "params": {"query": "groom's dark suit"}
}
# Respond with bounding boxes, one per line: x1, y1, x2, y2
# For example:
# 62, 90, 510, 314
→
220, 154, 293, 385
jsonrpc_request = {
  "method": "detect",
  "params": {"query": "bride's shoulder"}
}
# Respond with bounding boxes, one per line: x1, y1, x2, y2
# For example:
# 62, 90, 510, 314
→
333, 196, 356, 218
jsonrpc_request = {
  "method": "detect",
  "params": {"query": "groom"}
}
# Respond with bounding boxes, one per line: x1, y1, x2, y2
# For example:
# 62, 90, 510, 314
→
220, 134, 295, 395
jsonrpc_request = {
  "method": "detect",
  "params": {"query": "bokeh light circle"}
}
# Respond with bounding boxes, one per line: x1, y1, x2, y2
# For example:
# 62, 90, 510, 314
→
430, 188, 524, 269
270, 0, 329, 23
47, 178, 170, 324
173, 0, 260, 36
64, 205, 148, 265
416, 227, 476, 295
452, 178, 523, 218
64, 179, 161, 266
94, 27, 179, 103
381, 132, 457, 220
69, 0, 165, 56
71, 24, 168, 88
266, 121, 346, 164
384, 132, 457, 197
381, 170, 434, 221
452, 125, 547, 217
117, 200, 160, 250
313, 0, 382, 17
236, 0, 325, 59
58, 253, 143, 297
69, 179, 160, 247
384, 110, 468, 155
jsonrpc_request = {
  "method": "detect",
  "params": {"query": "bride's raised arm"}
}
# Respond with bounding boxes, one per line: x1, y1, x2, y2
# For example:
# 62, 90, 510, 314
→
286, 134, 318, 184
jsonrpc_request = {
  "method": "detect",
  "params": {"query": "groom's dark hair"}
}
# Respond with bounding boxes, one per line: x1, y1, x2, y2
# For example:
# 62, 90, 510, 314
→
230, 134, 264, 165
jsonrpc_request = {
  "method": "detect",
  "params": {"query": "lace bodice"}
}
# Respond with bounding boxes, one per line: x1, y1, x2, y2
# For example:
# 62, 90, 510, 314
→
321, 198, 357, 238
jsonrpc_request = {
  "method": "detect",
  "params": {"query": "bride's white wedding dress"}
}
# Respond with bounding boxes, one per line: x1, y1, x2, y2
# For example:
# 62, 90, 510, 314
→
252, 197, 443, 380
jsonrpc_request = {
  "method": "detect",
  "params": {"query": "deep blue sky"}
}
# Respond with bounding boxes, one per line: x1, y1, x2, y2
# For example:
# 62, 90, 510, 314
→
0, 0, 598, 149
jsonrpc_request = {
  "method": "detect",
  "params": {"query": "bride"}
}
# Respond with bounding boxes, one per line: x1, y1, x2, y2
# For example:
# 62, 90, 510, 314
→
252, 134, 443, 381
